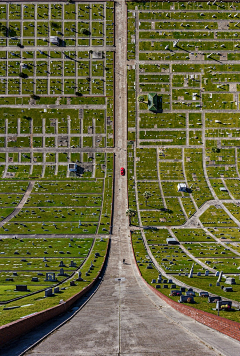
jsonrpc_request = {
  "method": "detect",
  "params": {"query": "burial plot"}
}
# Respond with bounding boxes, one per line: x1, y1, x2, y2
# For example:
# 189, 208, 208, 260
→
199, 291, 209, 297
15, 285, 28, 291
45, 288, 53, 297
208, 296, 222, 303
179, 295, 194, 303
45, 272, 57, 281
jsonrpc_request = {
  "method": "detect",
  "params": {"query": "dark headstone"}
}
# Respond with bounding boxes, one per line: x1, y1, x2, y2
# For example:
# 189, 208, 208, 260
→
186, 291, 195, 297
199, 291, 209, 297
45, 288, 52, 297
208, 296, 221, 303
179, 295, 194, 303
15, 285, 28, 291
224, 287, 233, 292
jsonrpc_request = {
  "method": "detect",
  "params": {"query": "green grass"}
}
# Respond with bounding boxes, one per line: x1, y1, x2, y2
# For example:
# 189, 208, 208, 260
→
0, 238, 108, 326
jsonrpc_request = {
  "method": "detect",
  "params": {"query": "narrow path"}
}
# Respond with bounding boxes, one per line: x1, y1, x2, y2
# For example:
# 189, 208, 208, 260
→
0, 181, 35, 228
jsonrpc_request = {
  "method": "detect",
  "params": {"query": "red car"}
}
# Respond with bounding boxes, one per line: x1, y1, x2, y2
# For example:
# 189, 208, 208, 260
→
120, 167, 125, 176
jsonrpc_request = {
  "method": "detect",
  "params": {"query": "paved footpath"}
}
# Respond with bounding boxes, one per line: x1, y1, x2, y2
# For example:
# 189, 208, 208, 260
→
22, 1, 240, 356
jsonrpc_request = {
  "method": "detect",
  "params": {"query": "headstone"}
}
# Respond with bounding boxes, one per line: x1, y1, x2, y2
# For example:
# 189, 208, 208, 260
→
76, 271, 83, 281
70, 260, 76, 267
54, 287, 59, 293
171, 284, 176, 289
6, 278, 14, 281
225, 277, 236, 285
168, 279, 173, 284
45, 272, 56, 281
224, 287, 233, 292
186, 291, 195, 297
58, 268, 64, 276
170, 290, 182, 296
151, 279, 156, 284
147, 264, 153, 269
217, 271, 223, 283
156, 285, 161, 289
95, 252, 100, 257
205, 270, 209, 276
215, 271, 219, 277
216, 300, 232, 310
197, 272, 201, 276
163, 285, 168, 288
15, 285, 28, 291
180, 287, 186, 292
12, 272, 18, 276
216, 282, 220, 286
208, 296, 221, 303
32, 277, 38, 282
199, 291, 209, 297
45, 288, 52, 297
59, 260, 64, 267
179, 295, 194, 303
188, 263, 194, 278
70, 281, 76, 286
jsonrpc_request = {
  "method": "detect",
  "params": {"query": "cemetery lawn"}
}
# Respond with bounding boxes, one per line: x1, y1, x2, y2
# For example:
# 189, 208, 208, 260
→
132, 232, 240, 323
0, 238, 108, 326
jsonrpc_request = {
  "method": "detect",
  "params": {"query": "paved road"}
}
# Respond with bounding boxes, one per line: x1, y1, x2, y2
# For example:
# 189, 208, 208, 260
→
22, 1, 240, 356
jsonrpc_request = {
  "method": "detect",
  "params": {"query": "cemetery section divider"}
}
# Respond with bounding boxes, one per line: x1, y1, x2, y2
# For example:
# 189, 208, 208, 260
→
0, 238, 110, 348
130, 233, 240, 343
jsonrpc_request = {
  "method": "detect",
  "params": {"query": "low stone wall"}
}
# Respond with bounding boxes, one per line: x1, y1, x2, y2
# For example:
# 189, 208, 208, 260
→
131, 236, 240, 342
0, 239, 110, 347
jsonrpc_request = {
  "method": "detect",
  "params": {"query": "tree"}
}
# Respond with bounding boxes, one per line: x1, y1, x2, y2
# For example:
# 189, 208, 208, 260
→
143, 191, 152, 207
23, 115, 31, 121
19, 72, 27, 78
138, 95, 145, 103
126, 208, 136, 225
80, 28, 89, 35
30, 94, 40, 100
50, 22, 59, 29
212, 147, 220, 153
